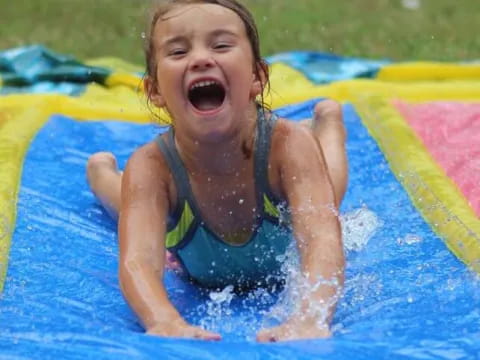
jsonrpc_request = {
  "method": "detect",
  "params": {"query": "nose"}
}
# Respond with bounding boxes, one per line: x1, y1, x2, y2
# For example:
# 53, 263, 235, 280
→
189, 48, 214, 71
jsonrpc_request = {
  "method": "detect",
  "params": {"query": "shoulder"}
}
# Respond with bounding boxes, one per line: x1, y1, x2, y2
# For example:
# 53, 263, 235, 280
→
270, 118, 321, 166
267, 117, 324, 198
122, 138, 176, 207
125, 141, 167, 179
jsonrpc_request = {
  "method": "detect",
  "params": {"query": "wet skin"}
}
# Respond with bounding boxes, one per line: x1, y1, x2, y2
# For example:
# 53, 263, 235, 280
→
89, 3, 346, 342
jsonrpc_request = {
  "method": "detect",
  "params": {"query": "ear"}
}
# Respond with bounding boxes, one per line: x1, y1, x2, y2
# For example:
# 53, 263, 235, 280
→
250, 61, 268, 99
144, 76, 166, 108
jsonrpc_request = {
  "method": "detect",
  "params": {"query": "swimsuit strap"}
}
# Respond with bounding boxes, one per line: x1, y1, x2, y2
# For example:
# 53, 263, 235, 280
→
155, 129, 193, 210
254, 108, 279, 216
155, 106, 278, 224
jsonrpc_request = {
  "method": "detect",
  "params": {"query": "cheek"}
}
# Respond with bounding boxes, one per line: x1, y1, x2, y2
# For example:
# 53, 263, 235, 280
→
157, 65, 182, 95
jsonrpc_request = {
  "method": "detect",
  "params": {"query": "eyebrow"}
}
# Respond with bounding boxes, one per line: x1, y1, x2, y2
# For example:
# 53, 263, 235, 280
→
160, 29, 239, 49
160, 36, 187, 49
208, 29, 239, 38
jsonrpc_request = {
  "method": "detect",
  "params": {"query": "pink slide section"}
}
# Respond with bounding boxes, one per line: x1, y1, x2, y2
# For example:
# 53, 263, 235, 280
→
394, 101, 480, 217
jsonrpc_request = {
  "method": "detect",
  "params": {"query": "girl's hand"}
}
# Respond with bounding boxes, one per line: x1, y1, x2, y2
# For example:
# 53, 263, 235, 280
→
147, 317, 222, 341
256, 318, 331, 342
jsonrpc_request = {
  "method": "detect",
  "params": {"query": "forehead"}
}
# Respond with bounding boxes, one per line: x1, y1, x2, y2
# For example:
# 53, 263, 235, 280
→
153, 4, 247, 42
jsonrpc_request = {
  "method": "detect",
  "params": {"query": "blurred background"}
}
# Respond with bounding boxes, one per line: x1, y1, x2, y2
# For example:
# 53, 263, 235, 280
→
1, 0, 479, 66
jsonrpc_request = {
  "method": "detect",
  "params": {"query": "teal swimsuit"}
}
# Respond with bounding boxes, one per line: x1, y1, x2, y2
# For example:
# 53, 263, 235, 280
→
156, 109, 292, 289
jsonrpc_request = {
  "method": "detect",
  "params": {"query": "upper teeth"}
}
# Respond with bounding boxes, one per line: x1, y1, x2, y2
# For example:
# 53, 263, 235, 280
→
190, 80, 218, 90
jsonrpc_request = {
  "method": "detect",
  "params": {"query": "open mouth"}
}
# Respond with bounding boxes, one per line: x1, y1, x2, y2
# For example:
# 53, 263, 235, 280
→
187, 80, 226, 112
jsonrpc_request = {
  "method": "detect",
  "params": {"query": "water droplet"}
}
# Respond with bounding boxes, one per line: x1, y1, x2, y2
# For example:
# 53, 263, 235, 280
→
275, 254, 286, 262
209, 285, 234, 303
239, 199, 244, 204
405, 234, 422, 245
140, 32, 146, 39
398, 233, 422, 245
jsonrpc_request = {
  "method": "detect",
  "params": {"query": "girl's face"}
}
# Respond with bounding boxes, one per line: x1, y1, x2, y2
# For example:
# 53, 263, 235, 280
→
146, 4, 264, 143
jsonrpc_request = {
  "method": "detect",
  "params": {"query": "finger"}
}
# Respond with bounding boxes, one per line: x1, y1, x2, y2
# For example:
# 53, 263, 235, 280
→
319, 328, 332, 338
196, 329, 222, 341
256, 328, 278, 343
184, 326, 221, 341
146, 328, 166, 337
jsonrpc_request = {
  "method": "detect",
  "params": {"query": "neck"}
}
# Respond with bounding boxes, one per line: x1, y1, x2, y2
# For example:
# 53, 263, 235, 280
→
174, 104, 259, 176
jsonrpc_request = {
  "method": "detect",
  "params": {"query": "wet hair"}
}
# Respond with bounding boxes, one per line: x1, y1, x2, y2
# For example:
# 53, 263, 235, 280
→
144, 0, 270, 111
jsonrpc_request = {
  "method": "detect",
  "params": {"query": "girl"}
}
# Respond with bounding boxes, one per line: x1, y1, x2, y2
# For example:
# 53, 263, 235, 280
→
87, 0, 347, 342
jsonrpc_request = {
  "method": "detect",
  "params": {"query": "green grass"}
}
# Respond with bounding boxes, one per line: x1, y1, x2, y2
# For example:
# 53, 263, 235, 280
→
1, 0, 479, 65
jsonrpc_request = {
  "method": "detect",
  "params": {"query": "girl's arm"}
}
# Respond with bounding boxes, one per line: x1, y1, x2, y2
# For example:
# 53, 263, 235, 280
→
257, 123, 345, 342
118, 144, 221, 340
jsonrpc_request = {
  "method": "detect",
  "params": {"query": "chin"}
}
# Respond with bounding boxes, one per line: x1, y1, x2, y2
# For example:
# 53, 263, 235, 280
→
189, 108, 235, 141
195, 124, 235, 144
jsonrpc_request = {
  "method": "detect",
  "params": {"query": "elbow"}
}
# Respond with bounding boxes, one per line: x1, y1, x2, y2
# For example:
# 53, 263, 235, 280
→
118, 257, 162, 292
118, 261, 133, 296
118, 258, 144, 295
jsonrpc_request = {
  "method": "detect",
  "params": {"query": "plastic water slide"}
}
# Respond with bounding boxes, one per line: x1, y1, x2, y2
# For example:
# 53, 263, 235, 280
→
1, 46, 480, 359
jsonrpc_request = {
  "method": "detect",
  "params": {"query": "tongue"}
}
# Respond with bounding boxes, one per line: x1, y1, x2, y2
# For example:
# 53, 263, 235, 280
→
193, 96, 223, 111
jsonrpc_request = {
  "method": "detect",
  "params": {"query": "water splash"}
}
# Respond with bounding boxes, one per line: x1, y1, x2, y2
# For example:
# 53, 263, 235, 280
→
256, 207, 382, 334
261, 241, 343, 333
190, 207, 382, 338
197, 285, 236, 333
341, 207, 383, 252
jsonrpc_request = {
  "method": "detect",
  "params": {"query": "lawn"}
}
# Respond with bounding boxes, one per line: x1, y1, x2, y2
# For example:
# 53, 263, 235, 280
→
1, 0, 479, 65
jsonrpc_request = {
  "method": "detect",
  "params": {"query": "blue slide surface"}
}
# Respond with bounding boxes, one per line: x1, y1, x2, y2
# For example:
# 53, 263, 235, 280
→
1, 100, 479, 359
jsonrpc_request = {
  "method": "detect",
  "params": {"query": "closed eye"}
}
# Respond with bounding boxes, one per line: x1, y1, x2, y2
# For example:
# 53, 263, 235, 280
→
213, 43, 232, 50
168, 48, 187, 57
